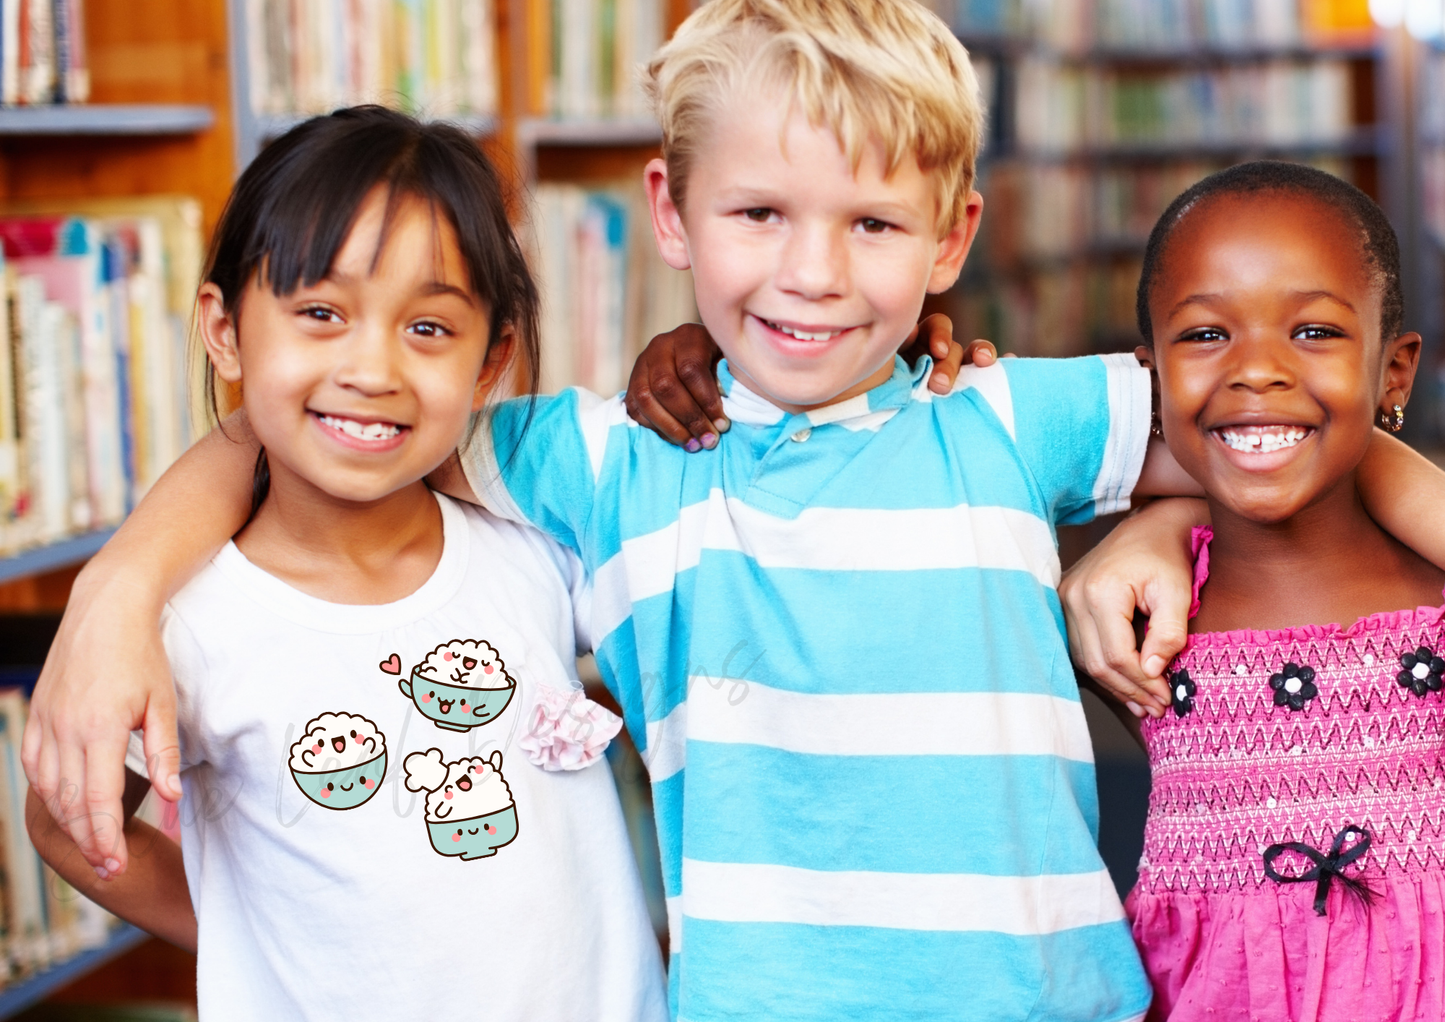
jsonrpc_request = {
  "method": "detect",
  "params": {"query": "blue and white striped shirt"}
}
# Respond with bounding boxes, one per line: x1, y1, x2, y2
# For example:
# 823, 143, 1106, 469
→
463, 354, 1154, 1022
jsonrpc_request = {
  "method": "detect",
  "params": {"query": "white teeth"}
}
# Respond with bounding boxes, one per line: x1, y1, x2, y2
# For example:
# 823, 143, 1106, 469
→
765, 319, 842, 342
319, 414, 401, 441
1218, 427, 1309, 454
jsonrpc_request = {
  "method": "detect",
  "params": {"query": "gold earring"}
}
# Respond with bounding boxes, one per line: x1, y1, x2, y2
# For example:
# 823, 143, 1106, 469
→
1381, 404, 1405, 432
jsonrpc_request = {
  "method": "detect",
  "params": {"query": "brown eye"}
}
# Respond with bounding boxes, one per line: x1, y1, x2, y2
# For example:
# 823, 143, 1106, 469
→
326, 783, 334, 791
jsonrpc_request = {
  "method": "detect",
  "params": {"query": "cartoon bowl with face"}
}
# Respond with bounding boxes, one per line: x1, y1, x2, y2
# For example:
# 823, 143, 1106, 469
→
398, 639, 516, 732
405, 748, 518, 860
290, 712, 387, 810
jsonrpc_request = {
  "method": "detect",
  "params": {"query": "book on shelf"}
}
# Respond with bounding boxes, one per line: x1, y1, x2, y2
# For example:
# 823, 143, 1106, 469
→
527, 182, 695, 396
0, 196, 203, 560
0, 687, 126, 985
519, 0, 664, 120
3, 0, 88, 106
244, 0, 497, 120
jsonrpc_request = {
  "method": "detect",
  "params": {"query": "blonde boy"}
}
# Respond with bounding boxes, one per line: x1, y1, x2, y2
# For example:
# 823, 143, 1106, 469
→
467, 2, 1158, 1018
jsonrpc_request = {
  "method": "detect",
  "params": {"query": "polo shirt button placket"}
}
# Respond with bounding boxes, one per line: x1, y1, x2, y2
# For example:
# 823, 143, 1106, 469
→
790, 427, 812, 443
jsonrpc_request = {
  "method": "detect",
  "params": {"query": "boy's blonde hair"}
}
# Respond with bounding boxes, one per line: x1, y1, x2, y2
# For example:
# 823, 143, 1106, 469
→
644, 0, 984, 236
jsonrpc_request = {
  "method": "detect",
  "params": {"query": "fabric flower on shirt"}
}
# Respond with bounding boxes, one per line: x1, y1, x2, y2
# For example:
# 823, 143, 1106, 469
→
1269, 662, 1318, 711
1397, 645, 1445, 697
1170, 669, 1196, 718
518, 684, 623, 771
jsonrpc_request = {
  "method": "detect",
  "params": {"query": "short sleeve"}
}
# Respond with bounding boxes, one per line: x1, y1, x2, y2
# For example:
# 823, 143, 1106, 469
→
995, 354, 1151, 526
125, 606, 209, 777
460, 389, 628, 562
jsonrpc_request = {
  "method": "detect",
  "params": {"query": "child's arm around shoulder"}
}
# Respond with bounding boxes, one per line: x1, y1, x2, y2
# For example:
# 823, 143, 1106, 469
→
26, 768, 196, 952
23, 413, 257, 874
1358, 429, 1445, 570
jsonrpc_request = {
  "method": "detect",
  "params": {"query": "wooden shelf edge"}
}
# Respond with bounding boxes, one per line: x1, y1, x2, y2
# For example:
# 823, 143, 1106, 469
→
0, 529, 116, 585
254, 111, 498, 141
0, 105, 215, 136
516, 117, 661, 148
0, 925, 150, 1018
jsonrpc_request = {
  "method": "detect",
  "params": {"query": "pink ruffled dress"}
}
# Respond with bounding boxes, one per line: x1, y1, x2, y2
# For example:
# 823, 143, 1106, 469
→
1130, 528, 1445, 1022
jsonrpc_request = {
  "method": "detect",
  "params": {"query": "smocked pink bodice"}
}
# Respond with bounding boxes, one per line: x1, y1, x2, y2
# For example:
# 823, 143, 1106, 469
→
1137, 602, 1445, 896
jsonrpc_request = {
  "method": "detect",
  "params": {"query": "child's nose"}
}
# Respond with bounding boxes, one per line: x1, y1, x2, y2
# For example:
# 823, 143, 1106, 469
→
334, 325, 404, 395
1227, 336, 1297, 393
776, 223, 848, 299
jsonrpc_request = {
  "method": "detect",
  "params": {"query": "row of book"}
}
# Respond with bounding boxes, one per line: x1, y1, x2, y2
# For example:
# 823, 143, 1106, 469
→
0, 197, 202, 559
243, 0, 497, 119
1013, 57, 1356, 152
1, 0, 89, 105
953, 258, 1145, 358
980, 156, 1353, 262
948, 0, 1368, 49
0, 684, 139, 982
527, 183, 695, 397
518, 0, 665, 120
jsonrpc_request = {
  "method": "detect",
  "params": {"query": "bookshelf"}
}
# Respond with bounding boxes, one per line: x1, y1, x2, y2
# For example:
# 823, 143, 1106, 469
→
0, 925, 147, 1019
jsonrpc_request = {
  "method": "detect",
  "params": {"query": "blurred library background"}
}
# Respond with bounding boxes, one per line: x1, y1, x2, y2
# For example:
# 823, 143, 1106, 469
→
0, 0, 1438, 1016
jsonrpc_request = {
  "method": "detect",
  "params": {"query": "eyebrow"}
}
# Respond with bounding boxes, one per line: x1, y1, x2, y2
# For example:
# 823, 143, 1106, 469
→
320, 270, 476, 306
1166, 288, 1357, 319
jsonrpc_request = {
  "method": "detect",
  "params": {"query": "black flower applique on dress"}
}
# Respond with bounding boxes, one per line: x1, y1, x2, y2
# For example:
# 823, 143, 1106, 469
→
1269, 662, 1317, 711
1397, 646, 1445, 697
1170, 669, 1195, 718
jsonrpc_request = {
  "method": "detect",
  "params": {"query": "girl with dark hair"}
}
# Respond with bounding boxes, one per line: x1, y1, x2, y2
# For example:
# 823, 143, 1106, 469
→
26, 107, 669, 1020
1124, 162, 1445, 1021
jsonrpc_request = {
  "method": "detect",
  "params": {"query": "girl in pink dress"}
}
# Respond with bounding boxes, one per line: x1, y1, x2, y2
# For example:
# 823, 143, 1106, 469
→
1126, 161, 1445, 1022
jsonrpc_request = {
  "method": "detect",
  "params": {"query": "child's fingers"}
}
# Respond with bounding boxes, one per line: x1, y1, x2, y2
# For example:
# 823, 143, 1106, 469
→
1138, 580, 1191, 697
928, 340, 966, 393
76, 741, 130, 877
965, 339, 998, 367
143, 692, 184, 804
1070, 605, 1166, 718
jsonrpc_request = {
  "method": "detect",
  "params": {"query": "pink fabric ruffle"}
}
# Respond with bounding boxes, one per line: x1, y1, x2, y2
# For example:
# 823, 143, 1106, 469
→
1188, 525, 1212, 619
517, 684, 622, 771
1130, 875, 1445, 1022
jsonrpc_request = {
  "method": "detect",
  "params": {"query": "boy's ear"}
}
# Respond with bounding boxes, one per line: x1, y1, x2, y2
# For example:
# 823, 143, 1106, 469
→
926, 191, 984, 294
1134, 344, 1155, 370
197, 282, 243, 384
1381, 331, 1423, 418
473, 322, 516, 411
645, 158, 693, 272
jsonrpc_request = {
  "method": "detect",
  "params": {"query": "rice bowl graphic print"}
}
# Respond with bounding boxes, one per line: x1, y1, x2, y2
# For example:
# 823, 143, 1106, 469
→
289, 711, 388, 810
390, 638, 517, 732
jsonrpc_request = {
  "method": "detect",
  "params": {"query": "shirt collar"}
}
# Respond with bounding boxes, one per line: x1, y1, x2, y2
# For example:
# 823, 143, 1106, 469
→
717, 355, 929, 430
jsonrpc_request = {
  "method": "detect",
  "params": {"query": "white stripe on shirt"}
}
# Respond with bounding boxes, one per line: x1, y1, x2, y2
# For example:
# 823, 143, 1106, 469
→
1093, 353, 1151, 516
590, 492, 1061, 643
644, 683, 1094, 783
952, 362, 1015, 440
681, 859, 1125, 935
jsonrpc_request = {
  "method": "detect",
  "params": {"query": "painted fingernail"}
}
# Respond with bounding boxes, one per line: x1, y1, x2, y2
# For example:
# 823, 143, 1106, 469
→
713, 418, 731, 433
105, 858, 121, 873
701, 433, 718, 449
94, 866, 110, 880
1126, 701, 1143, 718
684, 438, 701, 453
1144, 656, 1166, 677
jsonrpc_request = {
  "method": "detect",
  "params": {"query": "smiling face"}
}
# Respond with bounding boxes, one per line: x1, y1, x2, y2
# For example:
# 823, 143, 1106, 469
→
645, 89, 981, 413
1148, 190, 1421, 524
199, 186, 508, 508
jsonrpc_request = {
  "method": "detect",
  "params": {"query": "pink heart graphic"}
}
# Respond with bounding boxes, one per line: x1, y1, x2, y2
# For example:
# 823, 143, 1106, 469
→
379, 653, 402, 675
